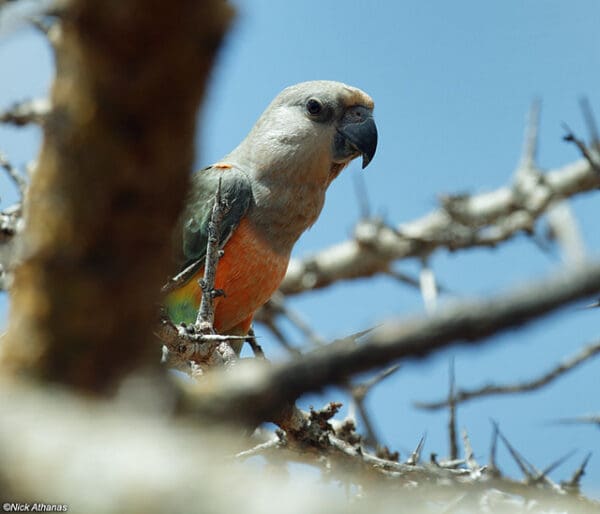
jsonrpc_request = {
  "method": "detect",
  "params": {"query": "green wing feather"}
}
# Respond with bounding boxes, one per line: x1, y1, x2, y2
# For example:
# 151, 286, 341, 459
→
180, 165, 253, 272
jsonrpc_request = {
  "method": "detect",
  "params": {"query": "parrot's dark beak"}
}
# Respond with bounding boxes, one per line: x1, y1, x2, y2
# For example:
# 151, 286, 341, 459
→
335, 105, 378, 169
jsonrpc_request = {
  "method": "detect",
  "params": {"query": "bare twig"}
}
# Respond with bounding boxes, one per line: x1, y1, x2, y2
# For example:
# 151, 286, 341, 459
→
257, 292, 327, 346
581, 298, 600, 309
415, 339, 600, 410
260, 318, 302, 356
385, 267, 452, 294
357, 365, 401, 394
384, 267, 421, 289
0, 0, 59, 38
0, 150, 27, 195
579, 97, 599, 150
552, 414, 600, 427
235, 437, 282, 459
161, 258, 203, 294
348, 364, 400, 448
562, 123, 600, 173
245, 328, 265, 359
196, 177, 227, 333
448, 358, 458, 461
0, 98, 50, 126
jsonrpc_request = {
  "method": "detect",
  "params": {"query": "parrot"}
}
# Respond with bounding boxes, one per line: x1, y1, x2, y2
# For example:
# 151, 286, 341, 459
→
165, 80, 377, 348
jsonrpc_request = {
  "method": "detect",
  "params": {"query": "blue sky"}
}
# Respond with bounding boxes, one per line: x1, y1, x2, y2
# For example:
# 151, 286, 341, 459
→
1, 0, 599, 496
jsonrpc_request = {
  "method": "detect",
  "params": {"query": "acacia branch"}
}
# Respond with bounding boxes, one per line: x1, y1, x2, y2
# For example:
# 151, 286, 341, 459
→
182, 260, 600, 425
196, 178, 228, 332
415, 339, 600, 410
281, 158, 600, 295
158, 181, 237, 368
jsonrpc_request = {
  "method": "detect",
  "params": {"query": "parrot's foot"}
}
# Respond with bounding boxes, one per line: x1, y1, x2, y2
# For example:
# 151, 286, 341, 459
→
157, 315, 242, 373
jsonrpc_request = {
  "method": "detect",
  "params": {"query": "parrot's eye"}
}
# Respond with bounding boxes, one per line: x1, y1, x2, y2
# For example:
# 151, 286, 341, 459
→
306, 98, 323, 116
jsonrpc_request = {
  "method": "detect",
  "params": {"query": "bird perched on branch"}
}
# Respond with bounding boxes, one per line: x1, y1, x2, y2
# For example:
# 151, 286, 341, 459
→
165, 81, 377, 347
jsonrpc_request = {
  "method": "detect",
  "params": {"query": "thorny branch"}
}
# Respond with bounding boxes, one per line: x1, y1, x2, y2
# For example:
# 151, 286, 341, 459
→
196, 177, 227, 332
415, 339, 600, 410
255, 291, 327, 347
159, 180, 238, 369
232, 404, 596, 512
281, 157, 600, 296
181, 259, 600, 425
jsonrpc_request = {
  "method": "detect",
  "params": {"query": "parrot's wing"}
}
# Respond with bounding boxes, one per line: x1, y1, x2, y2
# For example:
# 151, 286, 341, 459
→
179, 166, 253, 274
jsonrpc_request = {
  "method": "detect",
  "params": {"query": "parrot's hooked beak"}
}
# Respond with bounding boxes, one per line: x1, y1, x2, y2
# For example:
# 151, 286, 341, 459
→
334, 105, 378, 169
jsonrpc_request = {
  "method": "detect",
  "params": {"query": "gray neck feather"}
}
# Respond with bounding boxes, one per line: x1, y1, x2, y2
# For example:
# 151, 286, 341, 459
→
226, 127, 333, 255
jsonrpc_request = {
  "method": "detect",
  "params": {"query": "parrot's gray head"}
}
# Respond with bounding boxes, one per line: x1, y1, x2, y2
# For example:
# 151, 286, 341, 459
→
228, 80, 377, 185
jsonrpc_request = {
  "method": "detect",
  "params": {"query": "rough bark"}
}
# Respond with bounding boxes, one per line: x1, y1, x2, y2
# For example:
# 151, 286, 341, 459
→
1, 0, 231, 392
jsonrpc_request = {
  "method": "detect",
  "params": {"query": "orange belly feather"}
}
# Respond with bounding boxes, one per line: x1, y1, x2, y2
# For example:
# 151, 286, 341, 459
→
167, 217, 289, 335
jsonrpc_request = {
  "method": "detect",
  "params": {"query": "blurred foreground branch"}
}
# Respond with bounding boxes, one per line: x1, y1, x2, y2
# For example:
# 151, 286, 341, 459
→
0, 0, 232, 391
182, 260, 600, 424
0, 381, 596, 514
